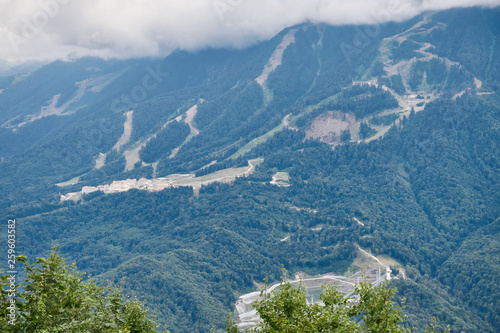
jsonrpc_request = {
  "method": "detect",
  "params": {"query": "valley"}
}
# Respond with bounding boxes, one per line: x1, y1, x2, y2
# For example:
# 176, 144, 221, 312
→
1, 7, 499, 333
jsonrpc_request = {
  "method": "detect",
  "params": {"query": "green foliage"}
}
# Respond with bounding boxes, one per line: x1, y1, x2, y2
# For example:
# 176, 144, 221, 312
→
1, 8, 500, 333
359, 122, 377, 139
409, 59, 448, 91
438, 218, 500, 329
0, 247, 163, 333
140, 120, 190, 163
227, 279, 450, 333
392, 278, 491, 332
378, 75, 406, 95
340, 129, 351, 142
370, 113, 399, 126
391, 39, 422, 62
11, 94, 499, 332
429, 7, 500, 89
408, 58, 474, 95
266, 28, 320, 110
328, 84, 399, 118
371, 61, 386, 77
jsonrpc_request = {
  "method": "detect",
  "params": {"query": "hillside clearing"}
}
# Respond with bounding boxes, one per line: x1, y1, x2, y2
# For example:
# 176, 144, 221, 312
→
270, 172, 290, 187
60, 158, 264, 201
113, 110, 134, 152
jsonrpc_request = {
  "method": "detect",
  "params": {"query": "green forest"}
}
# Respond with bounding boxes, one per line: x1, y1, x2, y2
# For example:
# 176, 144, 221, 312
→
0, 6, 499, 333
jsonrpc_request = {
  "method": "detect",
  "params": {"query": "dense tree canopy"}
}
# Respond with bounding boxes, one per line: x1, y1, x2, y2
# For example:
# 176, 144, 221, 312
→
0, 7, 499, 333
0, 247, 164, 333
227, 278, 450, 333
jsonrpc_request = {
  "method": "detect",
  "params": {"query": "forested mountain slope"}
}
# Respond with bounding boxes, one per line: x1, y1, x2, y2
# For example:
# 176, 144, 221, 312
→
1, 7, 499, 333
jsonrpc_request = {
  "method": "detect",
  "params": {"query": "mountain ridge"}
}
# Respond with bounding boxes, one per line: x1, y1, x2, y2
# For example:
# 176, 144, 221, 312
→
1, 7, 499, 332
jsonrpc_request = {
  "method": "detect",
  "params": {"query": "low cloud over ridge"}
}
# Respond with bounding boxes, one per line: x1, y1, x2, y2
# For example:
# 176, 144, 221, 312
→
0, 0, 499, 62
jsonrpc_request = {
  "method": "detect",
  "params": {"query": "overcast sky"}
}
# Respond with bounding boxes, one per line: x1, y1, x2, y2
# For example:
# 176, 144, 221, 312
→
0, 0, 499, 63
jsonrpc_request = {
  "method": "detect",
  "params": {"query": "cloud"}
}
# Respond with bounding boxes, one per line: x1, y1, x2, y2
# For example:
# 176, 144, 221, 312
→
0, 0, 499, 62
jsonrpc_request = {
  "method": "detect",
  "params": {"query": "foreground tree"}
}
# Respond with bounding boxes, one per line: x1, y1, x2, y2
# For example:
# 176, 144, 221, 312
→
227, 278, 450, 333
0, 246, 166, 332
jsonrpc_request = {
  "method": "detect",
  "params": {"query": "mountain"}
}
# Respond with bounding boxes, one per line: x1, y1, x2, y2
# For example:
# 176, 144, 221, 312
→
1, 7, 499, 333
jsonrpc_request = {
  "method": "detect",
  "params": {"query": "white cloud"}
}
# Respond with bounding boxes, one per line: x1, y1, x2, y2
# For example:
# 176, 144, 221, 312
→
0, 0, 499, 62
